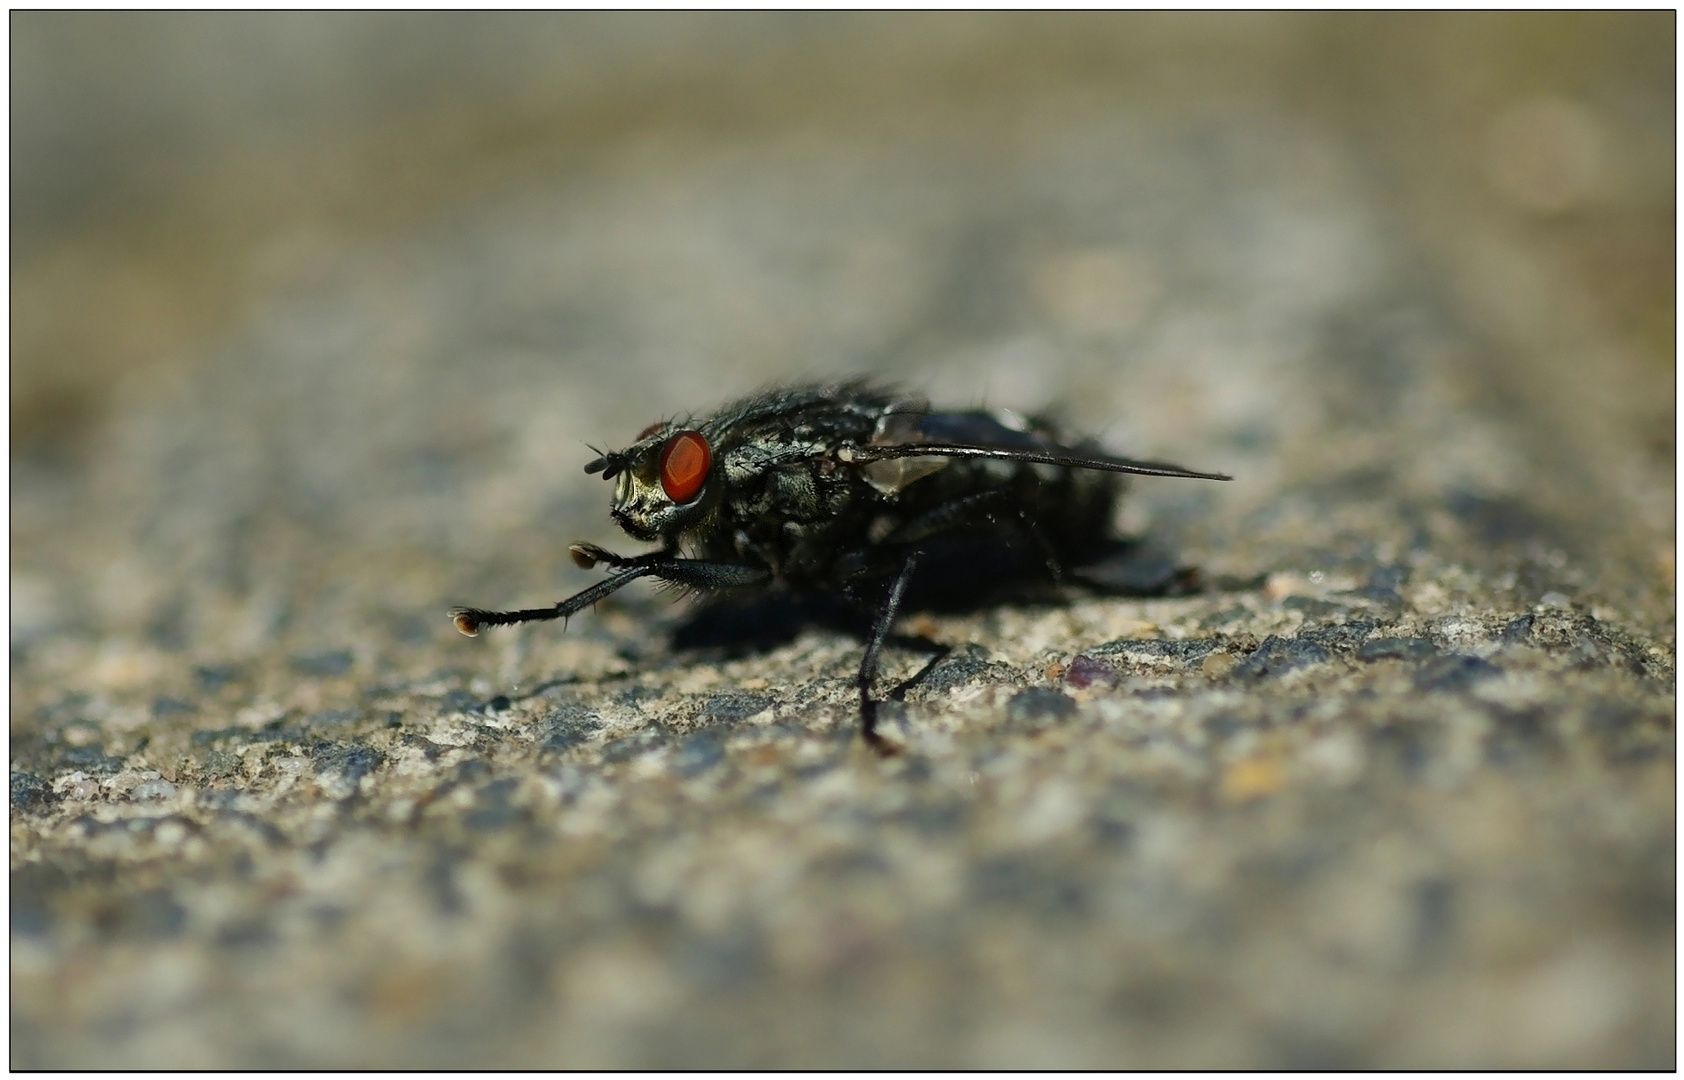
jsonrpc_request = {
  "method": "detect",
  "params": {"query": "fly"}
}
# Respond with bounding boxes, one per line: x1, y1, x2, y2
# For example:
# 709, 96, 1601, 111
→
450, 380, 1230, 753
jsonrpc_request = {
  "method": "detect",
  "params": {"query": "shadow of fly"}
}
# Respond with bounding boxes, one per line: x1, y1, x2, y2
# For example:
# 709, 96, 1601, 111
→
450, 380, 1229, 754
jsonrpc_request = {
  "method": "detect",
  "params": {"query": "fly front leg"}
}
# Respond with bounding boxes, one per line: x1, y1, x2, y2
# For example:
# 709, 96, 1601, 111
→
568, 542, 770, 591
568, 542, 671, 570
645, 557, 772, 591
451, 565, 657, 635
450, 556, 769, 635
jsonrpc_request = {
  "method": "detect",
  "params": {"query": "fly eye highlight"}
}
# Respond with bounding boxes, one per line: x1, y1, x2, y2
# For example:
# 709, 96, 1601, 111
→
659, 430, 712, 503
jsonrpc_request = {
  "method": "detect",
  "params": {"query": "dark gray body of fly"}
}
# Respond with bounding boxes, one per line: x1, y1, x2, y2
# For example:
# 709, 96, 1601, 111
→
652, 383, 1117, 588
450, 379, 1230, 752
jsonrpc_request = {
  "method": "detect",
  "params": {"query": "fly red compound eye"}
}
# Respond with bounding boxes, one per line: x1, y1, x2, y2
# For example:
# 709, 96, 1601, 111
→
659, 430, 711, 503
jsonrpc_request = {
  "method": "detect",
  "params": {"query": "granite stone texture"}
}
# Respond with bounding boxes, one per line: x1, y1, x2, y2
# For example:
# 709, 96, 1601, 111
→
11, 14, 1674, 1069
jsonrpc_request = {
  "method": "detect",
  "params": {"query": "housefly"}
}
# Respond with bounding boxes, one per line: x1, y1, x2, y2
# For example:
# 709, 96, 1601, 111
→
450, 380, 1229, 752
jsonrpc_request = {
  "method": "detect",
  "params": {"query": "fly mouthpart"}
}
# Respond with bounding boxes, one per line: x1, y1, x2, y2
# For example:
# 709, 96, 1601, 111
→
611, 507, 658, 543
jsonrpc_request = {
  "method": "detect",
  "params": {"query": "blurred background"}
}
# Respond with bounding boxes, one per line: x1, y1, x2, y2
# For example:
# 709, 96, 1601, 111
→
14, 12, 1672, 477
12, 11, 1675, 641
10, 12, 1675, 1068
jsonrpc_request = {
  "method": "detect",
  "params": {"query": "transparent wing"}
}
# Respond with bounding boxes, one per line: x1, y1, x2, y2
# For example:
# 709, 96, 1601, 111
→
856, 409, 1231, 482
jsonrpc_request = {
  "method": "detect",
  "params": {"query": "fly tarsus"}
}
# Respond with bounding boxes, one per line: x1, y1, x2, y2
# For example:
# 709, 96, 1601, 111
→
569, 542, 673, 570
450, 565, 658, 635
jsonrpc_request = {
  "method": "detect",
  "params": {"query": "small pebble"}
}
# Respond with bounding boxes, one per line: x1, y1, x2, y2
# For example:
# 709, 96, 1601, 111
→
1201, 653, 1236, 678
131, 778, 178, 801
1064, 655, 1119, 689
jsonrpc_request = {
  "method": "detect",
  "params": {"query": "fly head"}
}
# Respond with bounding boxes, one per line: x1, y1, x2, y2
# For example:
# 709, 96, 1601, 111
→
587, 420, 718, 544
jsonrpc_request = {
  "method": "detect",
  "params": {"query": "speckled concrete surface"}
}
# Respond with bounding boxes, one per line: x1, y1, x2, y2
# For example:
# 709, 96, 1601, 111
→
11, 14, 1674, 1069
